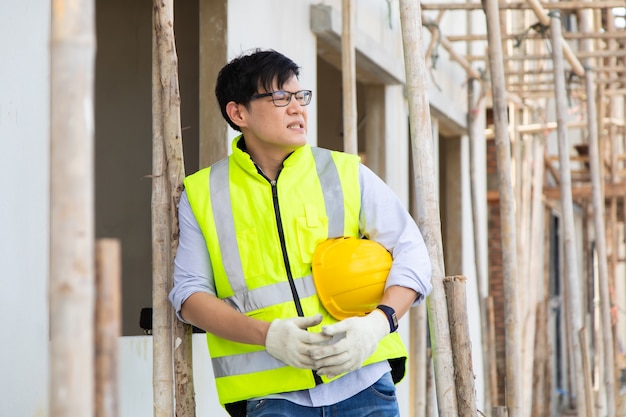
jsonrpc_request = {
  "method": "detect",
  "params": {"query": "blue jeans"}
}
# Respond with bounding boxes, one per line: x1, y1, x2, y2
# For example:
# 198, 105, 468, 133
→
246, 373, 400, 417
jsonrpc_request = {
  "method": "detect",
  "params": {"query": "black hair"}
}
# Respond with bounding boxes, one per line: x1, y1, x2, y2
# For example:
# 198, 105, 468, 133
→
215, 49, 301, 131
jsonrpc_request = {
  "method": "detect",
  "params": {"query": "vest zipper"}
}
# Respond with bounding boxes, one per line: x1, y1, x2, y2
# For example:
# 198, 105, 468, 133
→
269, 178, 305, 317
270, 178, 323, 386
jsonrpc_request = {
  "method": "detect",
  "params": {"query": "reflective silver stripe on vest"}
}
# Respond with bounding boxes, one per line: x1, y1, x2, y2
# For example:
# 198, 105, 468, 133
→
223, 274, 317, 313
212, 350, 287, 378
210, 158, 247, 294
311, 147, 344, 238
210, 147, 346, 311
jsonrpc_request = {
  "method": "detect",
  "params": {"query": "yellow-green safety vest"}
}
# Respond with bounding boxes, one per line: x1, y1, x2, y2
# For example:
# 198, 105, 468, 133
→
183, 136, 408, 405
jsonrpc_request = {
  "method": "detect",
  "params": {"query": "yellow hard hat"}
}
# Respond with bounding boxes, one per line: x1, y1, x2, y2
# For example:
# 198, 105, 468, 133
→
312, 236, 392, 320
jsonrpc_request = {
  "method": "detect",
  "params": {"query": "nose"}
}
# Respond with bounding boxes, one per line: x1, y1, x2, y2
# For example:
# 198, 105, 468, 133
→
286, 97, 305, 113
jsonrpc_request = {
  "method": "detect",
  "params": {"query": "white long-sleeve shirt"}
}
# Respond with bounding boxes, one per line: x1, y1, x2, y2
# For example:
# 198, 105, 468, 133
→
169, 162, 432, 407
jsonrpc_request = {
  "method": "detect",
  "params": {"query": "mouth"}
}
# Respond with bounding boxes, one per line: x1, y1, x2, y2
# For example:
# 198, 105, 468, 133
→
287, 122, 304, 130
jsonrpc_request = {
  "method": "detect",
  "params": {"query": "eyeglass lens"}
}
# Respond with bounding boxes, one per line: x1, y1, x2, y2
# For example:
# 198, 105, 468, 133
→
272, 90, 312, 106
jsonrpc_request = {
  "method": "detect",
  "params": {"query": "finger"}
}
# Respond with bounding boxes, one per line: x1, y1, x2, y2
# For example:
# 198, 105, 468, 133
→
295, 313, 323, 329
321, 320, 351, 336
293, 355, 317, 369
302, 331, 333, 345
316, 356, 354, 376
309, 341, 349, 362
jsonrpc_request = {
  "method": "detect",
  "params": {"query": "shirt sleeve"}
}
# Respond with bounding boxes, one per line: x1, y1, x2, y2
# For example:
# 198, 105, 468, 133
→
358, 164, 433, 304
168, 190, 216, 323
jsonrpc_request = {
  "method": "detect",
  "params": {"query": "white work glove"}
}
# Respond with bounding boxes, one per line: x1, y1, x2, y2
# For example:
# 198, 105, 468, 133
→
265, 314, 332, 369
311, 310, 390, 379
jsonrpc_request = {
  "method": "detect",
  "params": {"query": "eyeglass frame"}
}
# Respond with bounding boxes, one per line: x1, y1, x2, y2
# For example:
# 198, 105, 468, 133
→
249, 90, 313, 107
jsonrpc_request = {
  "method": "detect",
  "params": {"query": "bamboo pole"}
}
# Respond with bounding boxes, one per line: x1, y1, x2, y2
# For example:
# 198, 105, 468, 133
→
521, 132, 545, 417
152, 0, 196, 416
95, 239, 121, 417
341, 0, 358, 155
445, 31, 626, 42
444, 276, 478, 416
483, 0, 522, 415
420, 0, 626, 10
399, 1, 459, 416
549, 10, 591, 416
580, 4, 616, 415
605, 9, 622, 415
49, 0, 96, 415
525, 0, 585, 76
468, 78, 493, 413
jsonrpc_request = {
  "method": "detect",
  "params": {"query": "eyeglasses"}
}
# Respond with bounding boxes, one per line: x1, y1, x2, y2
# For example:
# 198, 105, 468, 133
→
250, 90, 313, 107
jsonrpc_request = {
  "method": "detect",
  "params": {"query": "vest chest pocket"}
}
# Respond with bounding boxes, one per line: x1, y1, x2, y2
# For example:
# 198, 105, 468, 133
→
295, 205, 329, 265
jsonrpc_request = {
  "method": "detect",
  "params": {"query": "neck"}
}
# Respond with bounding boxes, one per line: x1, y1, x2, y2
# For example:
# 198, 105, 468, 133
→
243, 139, 294, 181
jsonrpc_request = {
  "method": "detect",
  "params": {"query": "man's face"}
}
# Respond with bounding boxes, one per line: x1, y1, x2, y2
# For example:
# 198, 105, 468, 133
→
238, 76, 309, 157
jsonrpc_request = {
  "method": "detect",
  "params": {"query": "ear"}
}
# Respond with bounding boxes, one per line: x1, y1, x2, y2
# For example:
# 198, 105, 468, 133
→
225, 101, 247, 129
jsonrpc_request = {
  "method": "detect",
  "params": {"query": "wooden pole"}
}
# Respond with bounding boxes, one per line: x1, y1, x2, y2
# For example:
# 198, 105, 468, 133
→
151, 13, 174, 417
579, 4, 616, 416
410, 305, 428, 417
486, 296, 499, 408
444, 276, 478, 416
49, 0, 96, 415
549, 9, 590, 416
341, 0, 358, 155
398, 1, 459, 416
409, 178, 428, 417
579, 329, 595, 417
468, 78, 494, 413
483, 0, 522, 416
95, 239, 121, 417
153, 1, 196, 416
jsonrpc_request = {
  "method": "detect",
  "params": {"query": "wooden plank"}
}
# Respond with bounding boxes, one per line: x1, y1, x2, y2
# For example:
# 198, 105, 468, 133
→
543, 181, 626, 199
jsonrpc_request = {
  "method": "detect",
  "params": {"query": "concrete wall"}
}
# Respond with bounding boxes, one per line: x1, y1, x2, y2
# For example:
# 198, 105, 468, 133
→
0, 1, 51, 416
95, 0, 200, 336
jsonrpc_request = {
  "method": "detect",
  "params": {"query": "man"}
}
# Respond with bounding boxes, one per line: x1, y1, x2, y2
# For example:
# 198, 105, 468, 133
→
169, 48, 432, 417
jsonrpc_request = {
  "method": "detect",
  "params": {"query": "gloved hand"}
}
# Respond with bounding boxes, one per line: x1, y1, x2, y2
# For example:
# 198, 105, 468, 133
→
310, 310, 390, 379
265, 314, 332, 369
